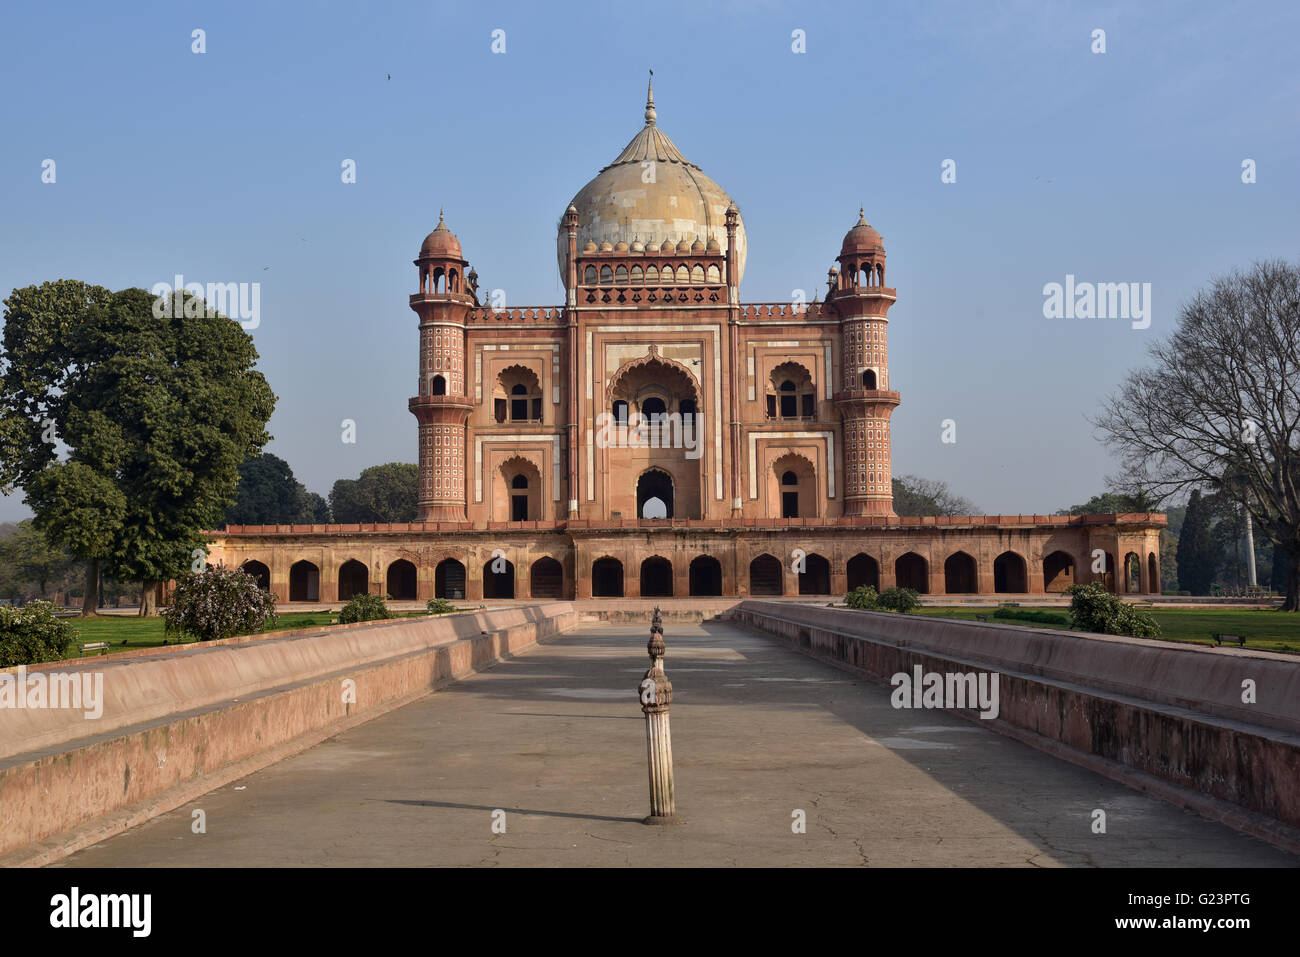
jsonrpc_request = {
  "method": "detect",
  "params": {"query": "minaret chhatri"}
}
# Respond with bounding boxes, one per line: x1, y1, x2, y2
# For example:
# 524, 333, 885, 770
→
409, 210, 475, 521
832, 208, 900, 516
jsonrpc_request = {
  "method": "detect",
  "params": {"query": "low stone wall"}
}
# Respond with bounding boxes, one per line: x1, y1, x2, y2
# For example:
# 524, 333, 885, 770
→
0, 603, 577, 865
731, 601, 1300, 848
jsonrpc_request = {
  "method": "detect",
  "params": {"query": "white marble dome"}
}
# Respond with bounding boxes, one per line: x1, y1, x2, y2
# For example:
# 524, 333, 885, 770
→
558, 79, 746, 284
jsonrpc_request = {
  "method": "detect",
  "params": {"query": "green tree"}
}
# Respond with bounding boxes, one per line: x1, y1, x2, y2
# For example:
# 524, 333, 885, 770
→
1176, 490, 1220, 595
1059, 488, 1157, 515
303, 491, 330, 523
1094, 260, 1300, 609
222, 451, 325, 527
890, 474, 981, 517
0, 520, 74, 597
329, 463, 419, 523
0, 282, 276, 616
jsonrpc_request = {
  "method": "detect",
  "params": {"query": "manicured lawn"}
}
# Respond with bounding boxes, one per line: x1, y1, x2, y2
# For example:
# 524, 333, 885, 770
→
913, 605, 1300, 653
61, 609, 442, 657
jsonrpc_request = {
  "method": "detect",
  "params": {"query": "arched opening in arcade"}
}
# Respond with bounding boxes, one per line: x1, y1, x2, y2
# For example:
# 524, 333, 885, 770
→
637, 468, 673, 519
846, 553, 880, 591
689, 555, 723, 596
1042, 551, 1076, 592
386, 559, 417, 601
749, 554, 783, 596
530, 557, 564, 599
240, 560, 270, 592
640, 556, 673, 598
1124, 552, 1141, 594
1096, 552, 1117, 593
895, 552, 929, 593
483, 558, 515, 599
434, 558, 466, 600
592, 557, 624, 597
1148, 552, 1160, 594
338, 559, 369, 601
993, 551, 1027, 594
289, 560, 319, 602
944, 552, 977, 594
798, 553, 831, 595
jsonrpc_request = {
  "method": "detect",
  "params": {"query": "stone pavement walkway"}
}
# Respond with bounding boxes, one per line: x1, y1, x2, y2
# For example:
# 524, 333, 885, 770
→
59, 621, 1297, 866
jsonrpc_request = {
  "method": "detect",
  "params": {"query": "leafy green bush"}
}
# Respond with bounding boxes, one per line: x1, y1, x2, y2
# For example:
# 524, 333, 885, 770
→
339, 592, 392, 624
0, 600, 77, 666
165, 566, 278, 642
1066, 583, 1161, 638
877, 587, 921, 613
844, 585, 880, 610
425, 597, 456, 615
992, 607, 1069, 626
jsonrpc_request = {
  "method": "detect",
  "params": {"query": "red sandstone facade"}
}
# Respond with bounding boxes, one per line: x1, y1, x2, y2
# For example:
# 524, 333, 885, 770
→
208, 81, 1164, 602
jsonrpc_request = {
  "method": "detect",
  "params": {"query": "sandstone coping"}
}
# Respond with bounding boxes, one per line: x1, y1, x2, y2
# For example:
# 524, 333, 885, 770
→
0, 602, 577, 863
731, 601, 1300, 844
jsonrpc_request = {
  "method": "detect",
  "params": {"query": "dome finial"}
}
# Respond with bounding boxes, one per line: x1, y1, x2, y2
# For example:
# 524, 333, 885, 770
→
857, 206, 866, 225
439, 206, 445, 226
645, 69, 656, 125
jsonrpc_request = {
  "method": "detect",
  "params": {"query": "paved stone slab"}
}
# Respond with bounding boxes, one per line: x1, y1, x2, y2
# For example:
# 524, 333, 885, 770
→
58, 622, 1297, 867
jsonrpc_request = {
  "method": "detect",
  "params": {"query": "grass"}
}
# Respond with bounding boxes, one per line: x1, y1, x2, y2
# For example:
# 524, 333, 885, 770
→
913, 605, 1300, 653
60, 609, 448, 658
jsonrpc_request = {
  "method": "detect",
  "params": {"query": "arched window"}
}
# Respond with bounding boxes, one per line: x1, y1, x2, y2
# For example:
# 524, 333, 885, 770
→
432, 374, 446, 396
498, 367, 542, 422
641, 396, 667, 420
511, 383, 529, 421
584, 265, 597, 284
779, 380, 797, 418
612, 399, 629, 424
780, 469, 800, 518
706, 264, 721, 283
862, 369, 877, 390
646, 265, 659, 284
510, 474, 529, 521
769, 363, 815, 420
599, 265, 613, 284
615, 265, 628, 284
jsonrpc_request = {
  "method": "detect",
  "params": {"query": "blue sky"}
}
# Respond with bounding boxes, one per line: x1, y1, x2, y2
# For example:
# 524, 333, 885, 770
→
1, 0, 1297, 520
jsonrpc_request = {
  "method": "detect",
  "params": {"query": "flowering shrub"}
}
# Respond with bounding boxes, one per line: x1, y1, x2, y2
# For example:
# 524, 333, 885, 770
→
164, 566, 278, 642
1066, 583, 1161, 638
338, 592, 392, 624
0, 600, 77, 666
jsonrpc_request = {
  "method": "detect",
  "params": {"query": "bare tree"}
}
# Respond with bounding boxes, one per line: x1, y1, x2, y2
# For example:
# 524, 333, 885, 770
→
1094, 260, 1300, 609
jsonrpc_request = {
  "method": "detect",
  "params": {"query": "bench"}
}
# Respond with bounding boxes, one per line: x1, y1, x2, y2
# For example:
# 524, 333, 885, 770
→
1212, 633, 1245, 648
78, 641, 110, 656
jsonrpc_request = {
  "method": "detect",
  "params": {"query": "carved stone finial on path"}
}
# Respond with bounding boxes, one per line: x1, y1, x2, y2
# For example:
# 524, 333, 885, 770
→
639, 605, 678, 824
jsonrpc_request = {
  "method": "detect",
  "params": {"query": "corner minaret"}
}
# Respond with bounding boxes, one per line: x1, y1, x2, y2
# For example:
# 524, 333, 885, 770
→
831, 209, 901, 516
409, 210, 474, 521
